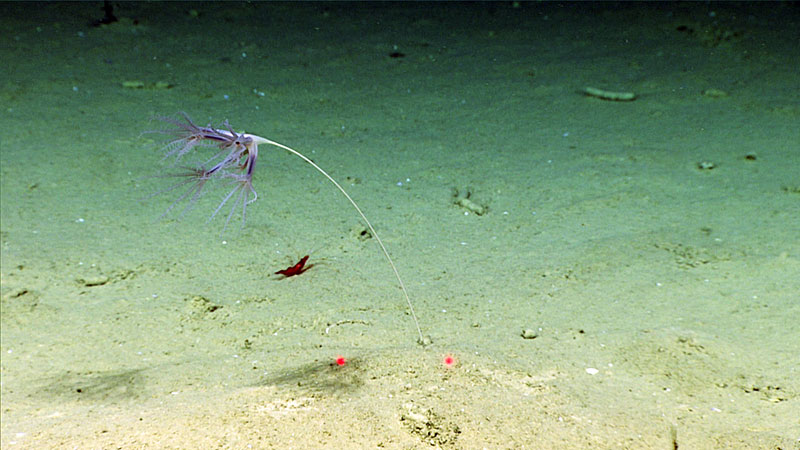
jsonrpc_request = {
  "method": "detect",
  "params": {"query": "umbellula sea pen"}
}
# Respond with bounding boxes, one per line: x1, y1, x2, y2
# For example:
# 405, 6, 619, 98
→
148, 113, 425, 344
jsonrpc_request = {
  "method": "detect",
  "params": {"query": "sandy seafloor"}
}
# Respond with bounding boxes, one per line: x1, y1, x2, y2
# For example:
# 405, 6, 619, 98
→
1, 2, 799, 448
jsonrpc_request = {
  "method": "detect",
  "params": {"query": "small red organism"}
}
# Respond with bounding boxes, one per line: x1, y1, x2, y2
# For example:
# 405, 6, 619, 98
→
274, 255, 313, 278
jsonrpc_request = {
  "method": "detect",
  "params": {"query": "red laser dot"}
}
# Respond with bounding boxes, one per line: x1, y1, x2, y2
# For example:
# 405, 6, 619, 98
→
443, 354, 456, 367
335, 356, 347, 366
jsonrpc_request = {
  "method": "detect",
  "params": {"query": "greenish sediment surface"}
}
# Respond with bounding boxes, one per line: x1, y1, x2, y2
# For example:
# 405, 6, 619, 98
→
2, 3, 798, 448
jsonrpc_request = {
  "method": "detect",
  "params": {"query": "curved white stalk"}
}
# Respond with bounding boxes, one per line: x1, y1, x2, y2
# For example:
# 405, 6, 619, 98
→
247, 134, 425, 345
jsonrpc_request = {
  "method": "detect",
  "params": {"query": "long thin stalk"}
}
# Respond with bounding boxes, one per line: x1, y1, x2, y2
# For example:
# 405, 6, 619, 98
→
252, 136, 425, 344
